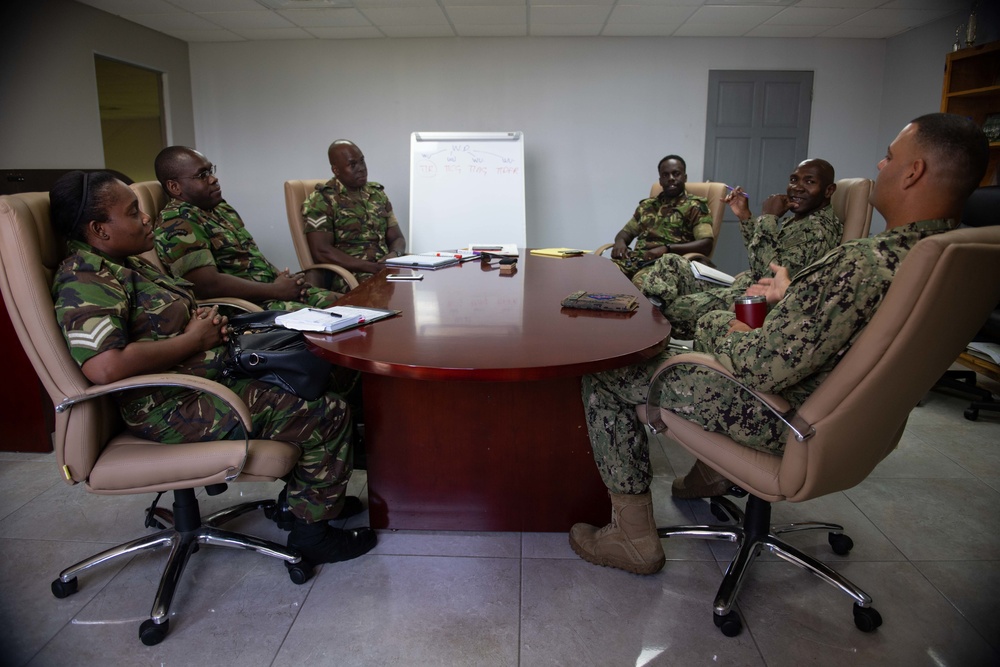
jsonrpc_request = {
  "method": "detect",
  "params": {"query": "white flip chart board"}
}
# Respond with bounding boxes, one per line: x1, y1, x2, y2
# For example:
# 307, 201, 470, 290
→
408, 131, 526, 253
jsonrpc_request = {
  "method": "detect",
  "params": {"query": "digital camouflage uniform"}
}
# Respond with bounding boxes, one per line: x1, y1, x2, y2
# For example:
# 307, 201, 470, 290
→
301, 178, 399, 293
584, 218, 954, 495
155, 198, 338, 310
636, 204, 843, 339
613, 191, 714, 280
52, 241, 353, 523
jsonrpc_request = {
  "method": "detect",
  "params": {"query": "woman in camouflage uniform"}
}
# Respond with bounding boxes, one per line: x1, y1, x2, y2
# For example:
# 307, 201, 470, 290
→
49, 171, 375, 567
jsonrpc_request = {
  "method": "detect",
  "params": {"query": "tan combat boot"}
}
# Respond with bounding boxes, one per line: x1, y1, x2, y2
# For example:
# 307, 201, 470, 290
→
569, 492, 665, 575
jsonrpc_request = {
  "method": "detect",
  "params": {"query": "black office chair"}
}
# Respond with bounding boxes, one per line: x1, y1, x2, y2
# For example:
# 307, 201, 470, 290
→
932, 186, 1000, 420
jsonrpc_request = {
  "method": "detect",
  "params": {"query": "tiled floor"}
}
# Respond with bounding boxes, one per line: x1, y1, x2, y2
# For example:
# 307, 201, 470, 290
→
1, 387, 998, 666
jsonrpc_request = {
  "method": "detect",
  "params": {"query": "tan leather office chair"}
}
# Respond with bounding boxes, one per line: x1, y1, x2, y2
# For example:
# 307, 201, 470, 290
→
0, 192, 311, 646
283, 179, 360, 292
595, 182, 729, 260
640, 224, 1000, 637
129, 180, 261, 313
831, 177, 874, 242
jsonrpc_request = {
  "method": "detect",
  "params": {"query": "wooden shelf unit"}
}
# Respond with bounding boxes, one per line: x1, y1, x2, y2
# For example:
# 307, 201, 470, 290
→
941, 41, 1000, 185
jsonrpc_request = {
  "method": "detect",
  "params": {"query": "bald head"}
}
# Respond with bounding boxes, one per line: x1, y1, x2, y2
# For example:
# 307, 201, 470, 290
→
328, 140, 368, 189
784, 158, 837, 220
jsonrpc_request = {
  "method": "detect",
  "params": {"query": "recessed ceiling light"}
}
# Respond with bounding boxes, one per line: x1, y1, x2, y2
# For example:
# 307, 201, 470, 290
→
256, 0, 355, 9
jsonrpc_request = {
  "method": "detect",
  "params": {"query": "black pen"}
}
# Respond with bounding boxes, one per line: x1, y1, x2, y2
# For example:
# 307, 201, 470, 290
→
308, 307, 342, 318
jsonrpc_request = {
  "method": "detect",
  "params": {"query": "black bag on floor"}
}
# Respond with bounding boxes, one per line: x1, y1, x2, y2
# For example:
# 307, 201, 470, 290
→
223, 311, 333, 400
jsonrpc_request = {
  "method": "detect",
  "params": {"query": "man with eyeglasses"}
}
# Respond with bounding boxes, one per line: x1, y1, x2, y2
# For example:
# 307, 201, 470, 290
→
153, 146, 338, 310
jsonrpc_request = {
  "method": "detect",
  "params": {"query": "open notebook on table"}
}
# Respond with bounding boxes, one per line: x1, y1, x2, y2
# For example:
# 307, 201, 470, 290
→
276, 306, 398, 334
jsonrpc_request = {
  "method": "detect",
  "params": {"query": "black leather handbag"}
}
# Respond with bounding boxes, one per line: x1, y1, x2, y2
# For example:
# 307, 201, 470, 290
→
223, 311, 333, 400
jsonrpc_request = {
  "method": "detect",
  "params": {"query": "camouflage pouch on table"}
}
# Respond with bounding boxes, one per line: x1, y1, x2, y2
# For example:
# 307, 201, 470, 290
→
560, 290, 639, 312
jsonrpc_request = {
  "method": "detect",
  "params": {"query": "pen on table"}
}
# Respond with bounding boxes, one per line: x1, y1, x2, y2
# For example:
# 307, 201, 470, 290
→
725, 185, 749, 199
307, 307, 342, 318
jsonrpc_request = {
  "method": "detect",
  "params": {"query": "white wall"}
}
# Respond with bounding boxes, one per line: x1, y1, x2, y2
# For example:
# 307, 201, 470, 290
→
0, 0, 195, 170
190, 37, 886, 269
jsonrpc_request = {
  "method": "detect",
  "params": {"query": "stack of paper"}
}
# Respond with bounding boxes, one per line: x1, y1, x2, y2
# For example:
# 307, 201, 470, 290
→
690, 261, 736, 286
530, 248, 587, 258
275, 308, 364, 333
967, 341, 1000, 365
385, 254, 460, 269
469, 243, 518, 256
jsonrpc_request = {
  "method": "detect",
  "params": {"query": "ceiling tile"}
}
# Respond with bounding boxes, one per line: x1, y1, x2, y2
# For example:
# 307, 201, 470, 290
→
121, 12, 223, 30
77, 0, 181, 14
304, 25, 385, 37
230, 26, 316, 39
441, 0, 525, 5
744, 23, 828, 37
353, 0, 440, 6
445, 6, 527, 23
822, 7, 957, 37
530, 5, 612, 24
361, 6, 450, 25
380, 24, 457, 36
879, 0, 967, 10
528, 0, 615, 5
681, 5, 785, 25
530, 23, 604, 35
453, 24, 528, 36
606, 5, 698, 25
168, 0, 264, 10
160, 28, 247, 41
766, 6, 867, 26
672, 23, 750, 36
278, 8, 373, 26
601, 23, 680, 36
792, 0, 886, 7
196, 11, 297, 29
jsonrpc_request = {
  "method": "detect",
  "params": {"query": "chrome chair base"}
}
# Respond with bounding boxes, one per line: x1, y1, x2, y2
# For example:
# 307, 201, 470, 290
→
51, 488, 305, 645
657, 494, 881, 637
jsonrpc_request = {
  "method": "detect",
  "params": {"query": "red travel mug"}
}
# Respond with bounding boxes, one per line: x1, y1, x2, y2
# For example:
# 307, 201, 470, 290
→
734, 295, 767, 329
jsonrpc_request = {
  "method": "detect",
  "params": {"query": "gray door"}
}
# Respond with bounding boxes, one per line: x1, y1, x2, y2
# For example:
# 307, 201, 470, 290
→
703, 70, 814, 274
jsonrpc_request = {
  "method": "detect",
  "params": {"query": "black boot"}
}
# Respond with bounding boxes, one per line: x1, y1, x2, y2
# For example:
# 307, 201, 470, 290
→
288, 518, 377, 565
268, 488, 365, 530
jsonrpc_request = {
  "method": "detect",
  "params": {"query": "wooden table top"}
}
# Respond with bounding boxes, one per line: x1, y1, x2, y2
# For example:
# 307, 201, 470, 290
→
305, 251, 671, 382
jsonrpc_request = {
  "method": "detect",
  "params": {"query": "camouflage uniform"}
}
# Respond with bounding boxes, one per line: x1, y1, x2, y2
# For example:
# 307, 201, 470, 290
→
584, 218, 954, 495
52, 241, 353, 523
156, 198, 338, 310
301, 178, 400, 293
613, 191, 714, 280
636, 204, 843, 339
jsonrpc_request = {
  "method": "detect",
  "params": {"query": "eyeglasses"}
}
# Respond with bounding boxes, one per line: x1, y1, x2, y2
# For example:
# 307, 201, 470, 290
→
177, 164, 217, 181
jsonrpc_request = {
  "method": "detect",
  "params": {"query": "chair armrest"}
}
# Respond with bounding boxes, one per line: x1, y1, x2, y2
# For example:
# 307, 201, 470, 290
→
302, 262, 360, 291
56, 374, 254, 482
198, 297, 263, 313
594, 243, 614, 257
643, 352, 815, 443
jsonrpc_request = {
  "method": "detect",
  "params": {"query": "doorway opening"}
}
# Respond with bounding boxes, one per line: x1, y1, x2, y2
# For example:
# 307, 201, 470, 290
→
95, 55, 166, 183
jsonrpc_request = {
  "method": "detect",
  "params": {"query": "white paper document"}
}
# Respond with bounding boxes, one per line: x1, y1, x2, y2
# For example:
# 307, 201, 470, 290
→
275, 307, 365, 333
690, 261, 736, 286
966, 341, 1000, 365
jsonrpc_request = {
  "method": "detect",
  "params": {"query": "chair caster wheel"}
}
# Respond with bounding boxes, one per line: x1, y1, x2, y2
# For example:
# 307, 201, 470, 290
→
286, 561, 314, 585
139, 618, 169, 646
828, 532, 854, 555
853, 604, 882, 632
51, 577, 78, 599
714, 610, 742, 637
964, 408, 979, 421
710, 501, 730, 522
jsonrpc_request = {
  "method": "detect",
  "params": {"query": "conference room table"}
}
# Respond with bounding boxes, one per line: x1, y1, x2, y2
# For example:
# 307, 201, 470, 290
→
305, 251, 671, 532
